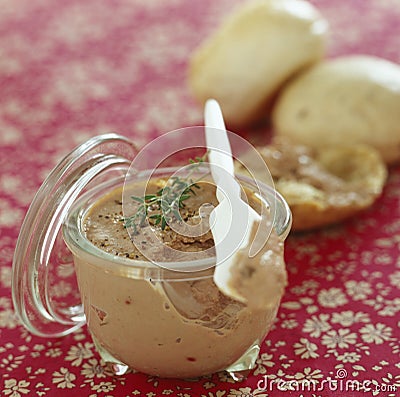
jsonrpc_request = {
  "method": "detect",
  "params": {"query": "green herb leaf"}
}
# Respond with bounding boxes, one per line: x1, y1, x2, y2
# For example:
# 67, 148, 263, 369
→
122, 152, 208, 233
130, 196, 144, 203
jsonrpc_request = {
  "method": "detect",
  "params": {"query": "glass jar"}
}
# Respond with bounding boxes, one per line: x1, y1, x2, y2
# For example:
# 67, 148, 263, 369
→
12, 132, 291, 380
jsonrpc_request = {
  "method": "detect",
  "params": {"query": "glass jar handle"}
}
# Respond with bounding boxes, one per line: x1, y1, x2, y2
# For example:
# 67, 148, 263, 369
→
12, 133, 137, 337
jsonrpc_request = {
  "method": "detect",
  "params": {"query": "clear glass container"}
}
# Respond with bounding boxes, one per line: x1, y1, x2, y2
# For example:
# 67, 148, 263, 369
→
12, 132, 292, 380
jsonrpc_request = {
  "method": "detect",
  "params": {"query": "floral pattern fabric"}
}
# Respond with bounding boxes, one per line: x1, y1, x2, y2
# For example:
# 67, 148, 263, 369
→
0, 0, 399, 396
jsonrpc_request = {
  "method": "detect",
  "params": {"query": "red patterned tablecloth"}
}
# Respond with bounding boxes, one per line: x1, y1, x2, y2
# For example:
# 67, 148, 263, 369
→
0, 1, 399, 396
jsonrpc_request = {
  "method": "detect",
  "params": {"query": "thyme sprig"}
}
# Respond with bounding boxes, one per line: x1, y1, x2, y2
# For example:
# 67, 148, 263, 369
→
124, 154, 207, 234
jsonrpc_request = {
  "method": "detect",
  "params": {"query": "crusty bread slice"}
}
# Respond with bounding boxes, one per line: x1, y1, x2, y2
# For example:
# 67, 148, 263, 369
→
235, 139, 387, 231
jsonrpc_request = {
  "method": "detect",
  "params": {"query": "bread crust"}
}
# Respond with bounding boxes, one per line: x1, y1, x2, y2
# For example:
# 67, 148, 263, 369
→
235, 140, 388, 231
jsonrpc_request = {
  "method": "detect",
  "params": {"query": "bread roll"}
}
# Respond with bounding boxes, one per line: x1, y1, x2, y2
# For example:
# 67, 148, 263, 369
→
188, 0, 328, 127
273, 55, 400, 164
235, 139, 387, 231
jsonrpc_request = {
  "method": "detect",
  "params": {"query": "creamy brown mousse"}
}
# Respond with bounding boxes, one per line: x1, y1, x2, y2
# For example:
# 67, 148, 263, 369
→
74, 178, 287, 378
228, 220, 286, 310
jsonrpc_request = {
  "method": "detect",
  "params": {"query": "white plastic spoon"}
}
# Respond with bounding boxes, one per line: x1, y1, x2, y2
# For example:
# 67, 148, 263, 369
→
204, 99, 261, 302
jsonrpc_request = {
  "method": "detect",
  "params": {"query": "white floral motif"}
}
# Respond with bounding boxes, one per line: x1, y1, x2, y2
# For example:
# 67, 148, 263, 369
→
0, 266, 12, 288
45, 348, 62, 358
56, 262, 76, 278
0, 354, 25, 371
302, 314, 331, 337
336, 351, 361, 363
3, 379, 30, 397
34, 381, 51, 397
0, 297, 11, 309
52, 367, 76, 389
291, 367, 324, 382
381, 372, 400, 389
50, 280, 73, 298
0, 120, 23, 145
134, 20, 197, 71
281, 319, 298, 329
318, 288, 348, 307
345, 280, 373, 300
131, 83, 200, 136
321, 329, 357, 349
201, 392, 226, 397
42, 59, 112, 110
0, 199, 24, 227
0, 309, 19, 329
389, 271, 400, 288
331, 311, 369, 326
91, 381, 116, 393
375, 253, 393, 265
32, 344, 45, 352
290, 280, 320, 295
45, 2, 122, 46
293, 338, 319, 359
73, 327, 87, 342
228, 387, 267, 396
202, 382, 215, 390
306, 305, 319, 314
253, 353, 274, 375
81, 358, 113, 378
378, 298, 400, 317
217, 372, 236, 384
65, 342, 94, 366
360, 323, 393, 344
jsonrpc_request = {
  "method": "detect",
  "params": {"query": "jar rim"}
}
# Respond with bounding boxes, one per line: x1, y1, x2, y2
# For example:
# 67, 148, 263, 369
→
63, 165, 292, 281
